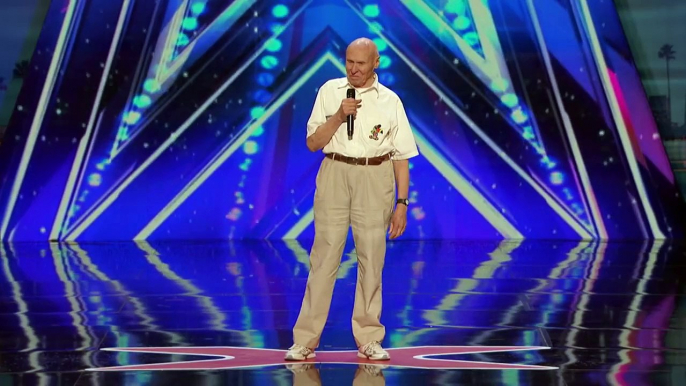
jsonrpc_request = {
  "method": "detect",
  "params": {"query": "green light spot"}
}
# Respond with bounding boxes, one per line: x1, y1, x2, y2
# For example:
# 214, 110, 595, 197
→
379, 55, 392, 69
445, 0, 467, 14
373, 38, 387, 52
272, 4, 289, 18
243, 140, 259, 155
363, 4, 380, 18
265, 38, 282, 52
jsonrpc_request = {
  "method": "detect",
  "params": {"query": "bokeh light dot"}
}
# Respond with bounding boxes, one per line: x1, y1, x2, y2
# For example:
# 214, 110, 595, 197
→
550, 172, 565, 185
272, 4, 289, 18
373, 38, 388, 52
88, 173, 102, 187
265, 38, 283, 52
379, 56, 392, 69
453, 15, 471, 30
243, 140, 259, 155
363, 4, 380, 18
133, 95, 152, 108
463, 32, 479, 46
252, 126, 265, 137
190, 2, 206, 15
260, 55, 278, 69
250, 106, 265, 119
445, 0, 467, 14
257, 73, 275, 87
500, 93, 519, 108
182, 17, 199, 31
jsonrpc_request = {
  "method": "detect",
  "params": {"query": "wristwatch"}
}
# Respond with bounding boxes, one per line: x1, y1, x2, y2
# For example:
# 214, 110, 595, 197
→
396, 198, 409, 206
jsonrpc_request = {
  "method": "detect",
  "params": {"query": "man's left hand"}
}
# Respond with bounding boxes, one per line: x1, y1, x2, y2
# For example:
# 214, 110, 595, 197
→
388, 204, 407, 239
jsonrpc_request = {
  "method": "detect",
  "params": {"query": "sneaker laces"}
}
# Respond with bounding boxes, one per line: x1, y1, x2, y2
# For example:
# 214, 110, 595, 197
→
362, 341, 382, 356
290, 344, 312, 356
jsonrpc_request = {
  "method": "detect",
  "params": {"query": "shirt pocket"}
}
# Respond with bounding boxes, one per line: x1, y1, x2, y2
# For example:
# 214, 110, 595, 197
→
364, 110, 393, 143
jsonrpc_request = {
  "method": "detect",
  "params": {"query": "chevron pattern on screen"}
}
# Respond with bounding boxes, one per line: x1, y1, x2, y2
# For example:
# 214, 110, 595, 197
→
0, 0, 682, 241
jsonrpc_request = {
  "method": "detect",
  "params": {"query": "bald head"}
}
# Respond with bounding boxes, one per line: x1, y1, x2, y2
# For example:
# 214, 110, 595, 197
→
346, 37, 379, 59
345, 37, 380, 88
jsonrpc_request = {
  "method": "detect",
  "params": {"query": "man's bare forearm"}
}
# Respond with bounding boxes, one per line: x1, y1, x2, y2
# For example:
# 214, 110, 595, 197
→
307, 115, 344, 152
392, 159, 409, 199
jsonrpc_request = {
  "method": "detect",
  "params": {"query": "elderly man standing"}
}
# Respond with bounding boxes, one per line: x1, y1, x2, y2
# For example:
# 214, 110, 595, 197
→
285, 37, 419, 361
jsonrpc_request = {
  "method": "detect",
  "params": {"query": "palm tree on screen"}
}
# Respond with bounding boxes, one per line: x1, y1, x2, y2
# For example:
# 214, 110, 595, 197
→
13, 60, 29, 79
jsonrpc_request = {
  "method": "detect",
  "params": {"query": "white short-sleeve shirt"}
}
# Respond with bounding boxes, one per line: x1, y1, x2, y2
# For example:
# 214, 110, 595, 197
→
306, 76, 419, 160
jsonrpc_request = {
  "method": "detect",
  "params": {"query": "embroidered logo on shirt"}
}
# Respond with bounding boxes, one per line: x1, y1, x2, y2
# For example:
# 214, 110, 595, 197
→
369, 124, 383, 140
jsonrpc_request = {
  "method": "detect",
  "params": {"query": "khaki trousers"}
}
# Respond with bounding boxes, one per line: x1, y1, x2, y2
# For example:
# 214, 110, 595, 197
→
292, 156, 395, 349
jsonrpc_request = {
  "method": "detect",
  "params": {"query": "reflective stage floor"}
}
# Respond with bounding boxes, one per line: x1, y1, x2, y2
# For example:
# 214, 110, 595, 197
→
1, 239, 685, 385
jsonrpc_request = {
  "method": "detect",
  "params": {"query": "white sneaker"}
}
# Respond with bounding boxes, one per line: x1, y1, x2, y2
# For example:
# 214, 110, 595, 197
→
285, 344, 316, 361
357, 341, 390, 361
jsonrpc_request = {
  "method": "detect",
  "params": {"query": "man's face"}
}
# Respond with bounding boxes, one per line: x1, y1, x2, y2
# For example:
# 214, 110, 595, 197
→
345, 46, 378, 88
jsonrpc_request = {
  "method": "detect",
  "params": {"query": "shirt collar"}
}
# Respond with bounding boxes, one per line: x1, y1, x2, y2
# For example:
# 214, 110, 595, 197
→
337, 74, 380, 98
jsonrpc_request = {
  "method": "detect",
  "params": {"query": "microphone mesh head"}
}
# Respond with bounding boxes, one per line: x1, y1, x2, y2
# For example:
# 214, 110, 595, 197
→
347, 88, 355, 98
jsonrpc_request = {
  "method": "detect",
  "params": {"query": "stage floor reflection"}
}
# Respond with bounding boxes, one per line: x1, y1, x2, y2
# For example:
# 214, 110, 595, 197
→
1, 239, 684, 385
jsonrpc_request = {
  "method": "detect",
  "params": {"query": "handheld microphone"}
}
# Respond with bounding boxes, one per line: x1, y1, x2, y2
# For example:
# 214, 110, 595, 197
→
347, 88, 355, 140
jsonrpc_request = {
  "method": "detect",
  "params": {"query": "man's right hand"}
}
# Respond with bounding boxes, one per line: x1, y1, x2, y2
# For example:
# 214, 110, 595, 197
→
337, 98, 362, 122
307, 98, 360, 152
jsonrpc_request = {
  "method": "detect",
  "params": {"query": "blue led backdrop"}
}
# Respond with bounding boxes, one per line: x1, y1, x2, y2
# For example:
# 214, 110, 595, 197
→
0, 0, 683, 241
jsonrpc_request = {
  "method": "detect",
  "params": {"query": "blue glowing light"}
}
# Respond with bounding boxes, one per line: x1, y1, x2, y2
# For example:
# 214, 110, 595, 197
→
511, 108, 528, 124
379, 72, 395, 85
373, 38, 388, 52
453, 16, 471, 30
250, 107, 265, 119
182, 17, 199, 31
265, 38, 282, 52
445, 0, 467, 14
379, 56, 392, 69
190, 2, 206, 15
363, 4, 380, 18
143, 79, 160, 93
550, 172, 565, 185
243, 140, 259, 155
571, 203, 583, 214
253, 90, 271, 104
133, 95, 152, 108
176, 33, 190, 46
260, 55, 278, 69
500, 93, 519, 108
562, 188, 574, 200
272, 4, 289, 18
257, 73, 275, 87
88, 173, 102, 187
124, 111, 141, 125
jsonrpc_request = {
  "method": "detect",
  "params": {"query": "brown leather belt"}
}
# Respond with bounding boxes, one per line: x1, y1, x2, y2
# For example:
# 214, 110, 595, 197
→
325, 152, 392, 166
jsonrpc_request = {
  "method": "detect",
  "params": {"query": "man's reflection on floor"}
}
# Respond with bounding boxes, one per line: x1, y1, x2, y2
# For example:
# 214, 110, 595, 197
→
286, 363, 386, 386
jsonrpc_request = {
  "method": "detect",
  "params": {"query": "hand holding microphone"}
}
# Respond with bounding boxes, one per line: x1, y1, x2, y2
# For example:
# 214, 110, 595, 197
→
337, 89, 360, 141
